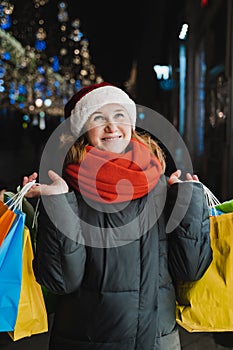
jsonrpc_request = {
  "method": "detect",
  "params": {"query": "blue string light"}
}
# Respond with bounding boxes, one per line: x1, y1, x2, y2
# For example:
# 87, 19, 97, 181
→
0, 15, 11, 30
2, 52, 11, 60
35, 40, 46, 51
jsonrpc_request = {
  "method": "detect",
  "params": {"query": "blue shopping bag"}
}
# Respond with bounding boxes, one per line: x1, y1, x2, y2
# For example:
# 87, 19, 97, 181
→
0, 209, 26, 331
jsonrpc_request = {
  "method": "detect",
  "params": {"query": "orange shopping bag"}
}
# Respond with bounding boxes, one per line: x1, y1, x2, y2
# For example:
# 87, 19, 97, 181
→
0, 200, 8, 216
0, 201, 16, 246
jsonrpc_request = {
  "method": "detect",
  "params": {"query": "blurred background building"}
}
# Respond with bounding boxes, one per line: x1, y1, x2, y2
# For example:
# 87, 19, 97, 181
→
0, 0, 232, 203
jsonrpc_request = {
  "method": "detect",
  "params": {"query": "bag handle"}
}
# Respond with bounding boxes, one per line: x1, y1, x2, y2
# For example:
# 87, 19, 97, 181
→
6, 181, 37, 211
202, 183, 221, 216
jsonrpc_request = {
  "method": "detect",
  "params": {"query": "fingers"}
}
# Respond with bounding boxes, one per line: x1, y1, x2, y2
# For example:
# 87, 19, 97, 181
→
172, 169, 182, 178
168, 170, 200, 186
48, 170, 61, 181
29, 172, 38, 181
186, 173, 199, 182
22, 172, 38, 198
168, 169, 182, 185
186, 173, 193, 180
22, 177, 29, 187
0, 189, 6, 202
193, 174, 199, 181
22, 172, 38, 187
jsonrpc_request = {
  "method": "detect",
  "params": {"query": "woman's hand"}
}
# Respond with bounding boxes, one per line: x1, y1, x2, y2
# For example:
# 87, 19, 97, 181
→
0, 189, 5, 202
168, 169, 199, 186
23, 170, 69, 197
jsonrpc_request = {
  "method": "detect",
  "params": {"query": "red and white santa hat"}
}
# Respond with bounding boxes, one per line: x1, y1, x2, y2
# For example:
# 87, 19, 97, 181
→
64, 82, 137, 138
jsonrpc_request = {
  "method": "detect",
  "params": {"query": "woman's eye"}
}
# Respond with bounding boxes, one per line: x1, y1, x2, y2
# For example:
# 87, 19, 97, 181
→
114, 113, 125, 119
93, 115, 104, 122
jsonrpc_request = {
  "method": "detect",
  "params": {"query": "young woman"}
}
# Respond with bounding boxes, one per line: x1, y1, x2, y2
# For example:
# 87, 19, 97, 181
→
24, 82, 212, 350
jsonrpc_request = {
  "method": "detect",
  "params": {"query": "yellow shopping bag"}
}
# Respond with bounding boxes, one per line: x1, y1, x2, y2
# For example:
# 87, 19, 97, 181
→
176, 212, 233, 332
8, 226, 48, 341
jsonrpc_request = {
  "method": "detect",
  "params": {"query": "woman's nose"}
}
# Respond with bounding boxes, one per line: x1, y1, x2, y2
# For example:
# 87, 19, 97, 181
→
104, 121, 117, 132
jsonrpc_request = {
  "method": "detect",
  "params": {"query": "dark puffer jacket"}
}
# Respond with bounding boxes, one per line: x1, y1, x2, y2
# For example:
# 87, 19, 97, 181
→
33, 176, 212, 350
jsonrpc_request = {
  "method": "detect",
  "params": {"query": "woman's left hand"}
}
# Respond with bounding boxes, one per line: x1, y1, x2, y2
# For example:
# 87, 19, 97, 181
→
168, 169, 199, 186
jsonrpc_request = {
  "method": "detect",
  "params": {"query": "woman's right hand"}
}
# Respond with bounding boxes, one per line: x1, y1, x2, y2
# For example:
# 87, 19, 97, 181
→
0, 189, 5, 202
23, 170, 69, 197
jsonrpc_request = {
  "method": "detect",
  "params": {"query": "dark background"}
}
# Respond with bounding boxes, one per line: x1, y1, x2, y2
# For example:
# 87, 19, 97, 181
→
10, 0, 184, 87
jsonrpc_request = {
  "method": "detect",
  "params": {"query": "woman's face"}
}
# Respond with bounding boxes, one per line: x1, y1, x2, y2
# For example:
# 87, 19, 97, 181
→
85, 103, 132, 153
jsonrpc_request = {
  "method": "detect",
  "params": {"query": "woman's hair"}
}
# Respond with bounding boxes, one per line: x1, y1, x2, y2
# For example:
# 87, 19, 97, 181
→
132, 130, 166, 173
61, 129, 166, 173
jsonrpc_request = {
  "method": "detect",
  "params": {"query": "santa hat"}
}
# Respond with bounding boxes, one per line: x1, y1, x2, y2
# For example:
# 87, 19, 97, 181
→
64, 82, 137, 138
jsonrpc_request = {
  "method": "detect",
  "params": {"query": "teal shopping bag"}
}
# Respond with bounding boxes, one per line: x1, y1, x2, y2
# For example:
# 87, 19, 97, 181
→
0, 209, 26, 331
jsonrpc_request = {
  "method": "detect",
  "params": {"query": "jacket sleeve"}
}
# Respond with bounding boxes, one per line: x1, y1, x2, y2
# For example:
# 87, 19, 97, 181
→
33, 192, 86, 295
165, 181, 212, 282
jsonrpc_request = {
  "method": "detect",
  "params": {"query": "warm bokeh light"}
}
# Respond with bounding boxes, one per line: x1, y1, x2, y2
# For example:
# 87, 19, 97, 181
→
0, 0, 103, 124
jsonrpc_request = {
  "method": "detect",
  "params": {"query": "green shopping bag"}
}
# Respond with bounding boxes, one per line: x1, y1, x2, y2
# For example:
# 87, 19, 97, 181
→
215, 199, 233, 213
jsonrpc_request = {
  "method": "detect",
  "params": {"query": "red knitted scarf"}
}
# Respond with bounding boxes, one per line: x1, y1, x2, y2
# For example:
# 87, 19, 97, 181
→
63, 138, 162, 203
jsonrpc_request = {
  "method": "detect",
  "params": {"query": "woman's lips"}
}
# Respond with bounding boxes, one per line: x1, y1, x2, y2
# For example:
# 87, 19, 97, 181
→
102, 135, 122, 141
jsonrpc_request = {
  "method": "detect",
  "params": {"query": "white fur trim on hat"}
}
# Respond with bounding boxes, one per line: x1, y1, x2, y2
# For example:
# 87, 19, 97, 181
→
70, 85, 136, 138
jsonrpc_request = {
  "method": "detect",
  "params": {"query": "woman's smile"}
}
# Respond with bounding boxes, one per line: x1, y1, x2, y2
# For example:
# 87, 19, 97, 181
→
102, 135, 122, 141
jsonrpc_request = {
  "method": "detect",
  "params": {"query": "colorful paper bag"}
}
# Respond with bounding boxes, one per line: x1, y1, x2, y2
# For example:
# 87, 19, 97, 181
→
8, 225, 48, 340
176, 211, 233, 332
0, 202, 16, 246
0, 209, 25, 331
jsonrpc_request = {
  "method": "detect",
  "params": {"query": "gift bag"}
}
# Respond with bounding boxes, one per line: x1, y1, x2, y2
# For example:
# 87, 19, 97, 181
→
4, 190, 39, 253
0, 209, 25, 331
8, 225, 48, 340
176, 185, 233, 332
0, 201, 16, 246
0, 180, 45, 335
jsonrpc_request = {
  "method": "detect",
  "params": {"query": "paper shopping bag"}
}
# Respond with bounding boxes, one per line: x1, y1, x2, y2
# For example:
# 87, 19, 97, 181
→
8, 225, 48, 340
0, 201, 16, 246
176, 212, 233, 332
0, 200, 8, 216
215, 199, 233, 213
0, 209, 25, 331
4, 191, 39, 253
